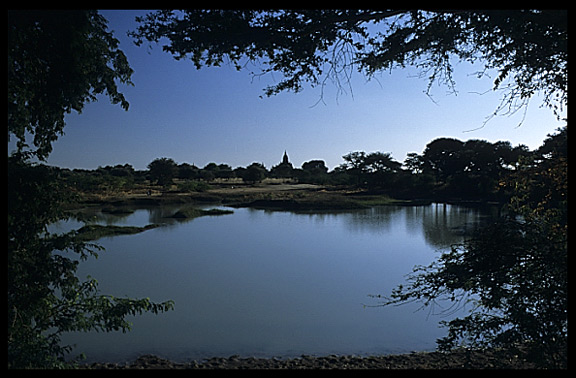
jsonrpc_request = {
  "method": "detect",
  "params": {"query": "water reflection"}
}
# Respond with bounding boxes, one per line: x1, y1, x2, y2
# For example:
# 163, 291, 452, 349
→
276, 204, 501, 249
61, 203, 502, 362
85, 203, 501, 250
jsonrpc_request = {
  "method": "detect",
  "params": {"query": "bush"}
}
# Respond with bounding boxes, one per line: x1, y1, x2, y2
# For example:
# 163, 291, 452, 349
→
177, 180, 211, 192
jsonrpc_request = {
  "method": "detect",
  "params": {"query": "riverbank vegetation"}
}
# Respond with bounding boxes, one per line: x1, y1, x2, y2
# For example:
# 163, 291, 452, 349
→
375, 128, 567, 368
53, 130, 547, 208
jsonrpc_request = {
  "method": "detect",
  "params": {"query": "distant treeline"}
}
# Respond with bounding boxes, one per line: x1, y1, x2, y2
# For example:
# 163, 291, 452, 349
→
58, 128, 566, 202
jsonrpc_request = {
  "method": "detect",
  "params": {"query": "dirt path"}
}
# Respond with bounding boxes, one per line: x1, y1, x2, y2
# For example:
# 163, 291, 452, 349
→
208, 183, 323, 195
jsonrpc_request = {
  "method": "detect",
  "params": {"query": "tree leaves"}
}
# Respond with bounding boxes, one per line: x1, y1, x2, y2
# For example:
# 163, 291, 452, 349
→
131, 10, 566, 117
8, 159, 174, 368
377, 127, 567, 367
8, 10, 134, 160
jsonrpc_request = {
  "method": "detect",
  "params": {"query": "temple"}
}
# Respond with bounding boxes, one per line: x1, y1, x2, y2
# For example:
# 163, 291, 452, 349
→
271, 150, 294, 178
282, 150, 290, 165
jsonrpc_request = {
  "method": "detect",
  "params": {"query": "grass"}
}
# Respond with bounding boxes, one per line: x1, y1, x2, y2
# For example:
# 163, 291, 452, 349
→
75, 208, 234, 240
168, 208, 234, 219
75, 224, 161, 241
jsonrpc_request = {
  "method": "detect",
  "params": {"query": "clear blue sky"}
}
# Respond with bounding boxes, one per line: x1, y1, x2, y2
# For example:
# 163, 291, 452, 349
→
38, 10, 564, 171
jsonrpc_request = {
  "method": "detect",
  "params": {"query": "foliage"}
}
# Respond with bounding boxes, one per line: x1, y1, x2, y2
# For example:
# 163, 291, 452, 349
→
147, 157, 177, 186
176, 163, 200, 180
241, 163, 268, 184
7, 11, 174, 368
131, 10, 566, 117
377, 127, 567, 367
270, 162, 294, 179
8, 10, 133, 160
65, 168, 136, 194
296, 160, 330, 184
302, 160, 328, 174
411, 138, 530, 200
202, 163, 235, 179
8, 159, 174, 368
177, 180, 211, 193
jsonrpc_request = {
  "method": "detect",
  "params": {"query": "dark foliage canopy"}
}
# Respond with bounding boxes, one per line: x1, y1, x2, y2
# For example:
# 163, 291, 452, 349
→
131, 10, 566, 115
7, 11, 173, 368
376, 127, 567, 367
8, 10, 133, 160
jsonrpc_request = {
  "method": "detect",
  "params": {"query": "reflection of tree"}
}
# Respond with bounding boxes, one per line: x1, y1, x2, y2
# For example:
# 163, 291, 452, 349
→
419, 204, 484, 248
86, 204, 203, 227
147, 205, 182, 224
340, 204, 501, 249
344, 206, 401, 234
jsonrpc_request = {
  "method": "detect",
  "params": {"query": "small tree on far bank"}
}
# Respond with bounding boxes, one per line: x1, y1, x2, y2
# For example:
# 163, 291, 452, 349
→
241, 163, 267, 184
147, 157, 177, 186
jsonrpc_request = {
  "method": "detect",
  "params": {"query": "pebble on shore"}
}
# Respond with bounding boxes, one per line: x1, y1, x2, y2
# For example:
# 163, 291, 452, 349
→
83, 348, 539, 369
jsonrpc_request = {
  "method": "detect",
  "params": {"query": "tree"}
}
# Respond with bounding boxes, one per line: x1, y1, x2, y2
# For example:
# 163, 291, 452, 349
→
177, 162, 200, 180
404, 153, 426, 174
8, 10, 133, 160
377, 127, 567, 367
7, 11, 173, 368
215, 163, 235, 179
341, 151, 367, 172
131, 10, 566, 118
241, 163, 267, 184
364, 152, 402, 173
421, 138, 466, 181
420, 137, 530, 199
302, 160, 328, 174
8, 159, 174, 368
148, 157, 177, 186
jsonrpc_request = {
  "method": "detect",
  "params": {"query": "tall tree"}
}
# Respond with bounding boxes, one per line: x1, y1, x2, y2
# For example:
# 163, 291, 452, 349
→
148, 157, 178, 186
8, 10, 134, 160
7, 11, 173, 368
376, 127, 567, 367
131, 10, 567, 118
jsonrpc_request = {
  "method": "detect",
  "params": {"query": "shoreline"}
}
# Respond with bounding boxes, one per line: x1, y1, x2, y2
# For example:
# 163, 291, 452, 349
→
82, 348, 539, 369
72, 182, 502, 214
70, 184, 524, 369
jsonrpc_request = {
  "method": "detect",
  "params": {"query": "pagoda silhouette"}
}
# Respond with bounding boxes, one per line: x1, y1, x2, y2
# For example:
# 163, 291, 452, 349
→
281, 150, 291, 166
271, 150, 294, 177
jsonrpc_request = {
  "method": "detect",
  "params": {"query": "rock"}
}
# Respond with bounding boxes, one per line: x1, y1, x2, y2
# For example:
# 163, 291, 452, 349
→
81, 347, 542, 369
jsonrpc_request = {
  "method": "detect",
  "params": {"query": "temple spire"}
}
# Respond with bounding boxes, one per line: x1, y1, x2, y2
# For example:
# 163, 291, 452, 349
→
282, 150, 290, 165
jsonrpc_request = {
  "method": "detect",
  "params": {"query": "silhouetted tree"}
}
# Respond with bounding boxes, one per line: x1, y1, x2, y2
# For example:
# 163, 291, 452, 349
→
215, 163, 235, 179
241, 163, 267, 184
147, 157, 177, 186
421, 138, 467, 182
131, 10, 566, 118
364, 152, 402, 173
302, 160, 328, 173
404, 152, 426, 174
340, 151, 403, 190
8, 11, 173, 368
379, 127, 567, 367
419, 137, 530, 199
9, 10, 133, 160
177, 162, 199, 180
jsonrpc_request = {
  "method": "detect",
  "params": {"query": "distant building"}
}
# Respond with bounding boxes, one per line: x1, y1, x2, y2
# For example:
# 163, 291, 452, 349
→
281, 150, 292, 167
271, 150, 294, 178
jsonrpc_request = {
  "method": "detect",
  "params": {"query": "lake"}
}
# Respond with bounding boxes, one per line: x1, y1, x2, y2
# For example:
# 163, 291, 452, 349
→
58, 203, 499, 363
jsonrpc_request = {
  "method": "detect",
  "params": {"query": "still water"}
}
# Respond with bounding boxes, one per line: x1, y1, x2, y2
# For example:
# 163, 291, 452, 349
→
58, 203, 498, 363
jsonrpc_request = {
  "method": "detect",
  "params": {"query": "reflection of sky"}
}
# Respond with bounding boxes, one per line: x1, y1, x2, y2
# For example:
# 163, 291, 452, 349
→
60, 204, 499, 362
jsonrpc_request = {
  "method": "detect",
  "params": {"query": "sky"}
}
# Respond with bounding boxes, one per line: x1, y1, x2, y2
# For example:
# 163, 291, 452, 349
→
31, 10, 565, 171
